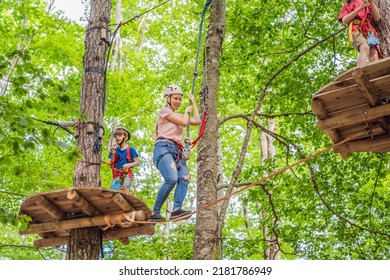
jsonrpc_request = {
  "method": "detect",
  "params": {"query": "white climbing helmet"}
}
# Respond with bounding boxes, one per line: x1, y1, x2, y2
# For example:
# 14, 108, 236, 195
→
163, 85, 183, 97
114, 126, 130, 140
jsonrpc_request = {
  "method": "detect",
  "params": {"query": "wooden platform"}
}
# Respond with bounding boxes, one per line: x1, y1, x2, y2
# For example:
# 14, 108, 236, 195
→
19, 187, 154, 248
312, 56, 390, 158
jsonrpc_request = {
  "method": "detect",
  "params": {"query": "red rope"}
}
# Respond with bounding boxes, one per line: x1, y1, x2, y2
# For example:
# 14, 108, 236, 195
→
103, 161, 133, 178
191, 111, 208, 149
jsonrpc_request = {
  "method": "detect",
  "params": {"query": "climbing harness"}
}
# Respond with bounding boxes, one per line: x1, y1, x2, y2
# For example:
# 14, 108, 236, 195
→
154, 137, 185, 168
347, 7, 381, 56
348, 19, 360, 45
106, 145, 137, 196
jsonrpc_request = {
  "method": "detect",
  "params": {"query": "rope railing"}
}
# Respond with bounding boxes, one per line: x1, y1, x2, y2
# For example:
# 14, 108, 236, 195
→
133, 131, 366, 224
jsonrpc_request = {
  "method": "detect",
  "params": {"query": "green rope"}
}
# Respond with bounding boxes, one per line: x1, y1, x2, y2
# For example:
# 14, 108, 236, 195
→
186, 0, 212, 142
190, 0, 212, 97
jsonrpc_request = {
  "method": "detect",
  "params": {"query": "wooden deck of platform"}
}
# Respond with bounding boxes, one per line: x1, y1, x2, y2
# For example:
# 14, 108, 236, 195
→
312, 56, 390, 158
19, 187, 154, 248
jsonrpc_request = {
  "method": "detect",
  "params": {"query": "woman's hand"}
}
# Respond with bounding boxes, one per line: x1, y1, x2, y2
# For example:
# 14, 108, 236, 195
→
185, 104, 193, 114
189, 95, 196, 104
185, 95, 196, 114
359, 0, 369, 10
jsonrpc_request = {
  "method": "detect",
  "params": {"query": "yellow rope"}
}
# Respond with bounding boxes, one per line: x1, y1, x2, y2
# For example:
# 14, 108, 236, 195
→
348, 19, 361, 46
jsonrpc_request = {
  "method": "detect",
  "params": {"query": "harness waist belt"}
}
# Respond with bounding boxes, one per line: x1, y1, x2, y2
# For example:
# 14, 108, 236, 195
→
155, 137, 183, 147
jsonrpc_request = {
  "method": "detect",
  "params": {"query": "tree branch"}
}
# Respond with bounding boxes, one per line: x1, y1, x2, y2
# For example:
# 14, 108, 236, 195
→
217, 27, 346, 235
219, 111, 313, 126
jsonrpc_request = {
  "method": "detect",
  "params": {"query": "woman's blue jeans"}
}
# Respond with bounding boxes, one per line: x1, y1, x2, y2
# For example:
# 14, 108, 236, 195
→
153, 140, 189, 213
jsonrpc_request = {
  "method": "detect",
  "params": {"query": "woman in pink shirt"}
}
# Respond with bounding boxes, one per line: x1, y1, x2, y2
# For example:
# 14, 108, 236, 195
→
338, 0, 381, 67
149, 85, 201, 222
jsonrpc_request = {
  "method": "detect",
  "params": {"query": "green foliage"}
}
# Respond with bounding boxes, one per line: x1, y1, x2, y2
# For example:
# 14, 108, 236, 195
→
103, 223, 195, 260
0, 207, 30, 229
1, 0, 390, 260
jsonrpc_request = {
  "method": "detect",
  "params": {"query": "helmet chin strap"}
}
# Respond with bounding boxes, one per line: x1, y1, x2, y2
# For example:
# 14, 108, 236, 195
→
166, 96, 175, 111
118, 130, 126, 148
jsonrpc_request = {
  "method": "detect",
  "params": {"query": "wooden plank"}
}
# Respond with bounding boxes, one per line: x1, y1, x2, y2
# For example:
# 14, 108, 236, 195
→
342, 134, 390, 153
20, 188, 153, 230
63, 189, 115, 211
335, 56, 390, 82
351, 69, 390, 135
332, 143, 349, 158
113, 193, 135, 212
364, 56, 390, 77
67, 189, 100, 216
33, 224, 155, 248
376, 117, 390, 135
352, 68, 378, 106
311, 98, 328, 119
40, 231, 69, 238
328, 121, 384, 137
20, 204, 88, 223
19, 206, 58, 223
338, 123, 383, 140
316, 76, 357, 95
312, 57, 390, 156
34, 237, 69, 248
374, 74, 390, 99
333, 127, 389, 157
334, 67, 356, 82
33, 196, 66, 220
317, 103, 390, 131
315, 88, 366, 114
103, 224, 155, 240
325, 129, 342, 143
314, 83, 361, 104
314, 71, 390, 113
21, 190, 84, 218
65, 189, 144, 213
20, 210, 146, 235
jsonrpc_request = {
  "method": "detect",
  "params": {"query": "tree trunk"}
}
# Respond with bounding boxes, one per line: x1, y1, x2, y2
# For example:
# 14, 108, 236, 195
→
194, 0, 225, 260
260, 120, 280, 260
377, 0, 390, 58
138, 15, 148, 52
66, 0, 112, 260
67, 227, 102, 260
0, 1, 33, 96
110, 0, 122, 70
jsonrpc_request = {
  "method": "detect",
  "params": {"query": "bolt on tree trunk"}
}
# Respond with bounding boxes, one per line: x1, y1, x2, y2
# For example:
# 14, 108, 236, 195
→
66, 0, 112, 260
